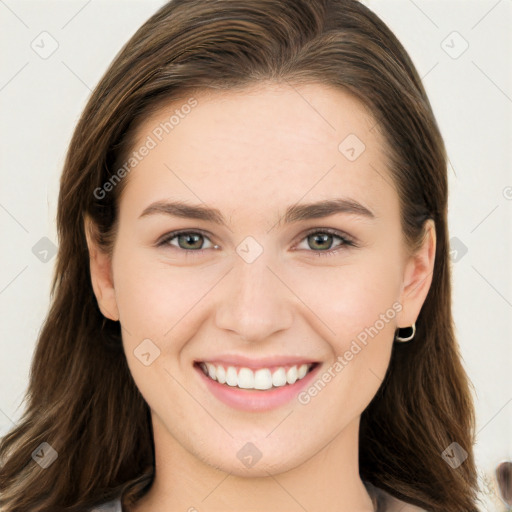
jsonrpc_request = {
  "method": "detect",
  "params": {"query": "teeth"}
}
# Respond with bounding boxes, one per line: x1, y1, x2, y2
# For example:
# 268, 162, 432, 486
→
226, 366, 238, 386
238, 368, 254, 389
297, 363, 308, 379
200, 362, 313, 390
254, 369, 272, 390
272, 367, 287, 387
216, 365, 226, 384
286, 366, 298, 384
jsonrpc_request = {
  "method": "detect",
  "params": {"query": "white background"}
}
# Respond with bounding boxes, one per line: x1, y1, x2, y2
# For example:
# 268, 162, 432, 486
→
0, 1, 511, 510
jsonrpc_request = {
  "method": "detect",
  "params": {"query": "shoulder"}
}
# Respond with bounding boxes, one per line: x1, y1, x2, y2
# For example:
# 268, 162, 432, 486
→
90, 498, 123, 512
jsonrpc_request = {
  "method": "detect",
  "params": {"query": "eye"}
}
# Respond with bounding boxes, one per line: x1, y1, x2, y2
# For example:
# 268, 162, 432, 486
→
295, 228, 357, 257
157, 230, 216, 254
156, 228, 357, 257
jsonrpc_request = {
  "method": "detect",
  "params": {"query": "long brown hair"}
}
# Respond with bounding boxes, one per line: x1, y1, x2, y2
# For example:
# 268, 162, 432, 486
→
0, 1, 482, 510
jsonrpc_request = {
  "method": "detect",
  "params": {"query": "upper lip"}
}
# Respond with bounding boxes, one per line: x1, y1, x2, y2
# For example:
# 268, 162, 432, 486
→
195, 355, 319, 370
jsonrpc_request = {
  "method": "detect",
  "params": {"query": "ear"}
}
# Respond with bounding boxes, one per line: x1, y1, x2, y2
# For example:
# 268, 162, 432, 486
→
396, 219, 436, 328
84, 215, 119, 322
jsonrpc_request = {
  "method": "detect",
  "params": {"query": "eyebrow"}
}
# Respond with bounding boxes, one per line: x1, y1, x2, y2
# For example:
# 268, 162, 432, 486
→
138, 198, 376, 227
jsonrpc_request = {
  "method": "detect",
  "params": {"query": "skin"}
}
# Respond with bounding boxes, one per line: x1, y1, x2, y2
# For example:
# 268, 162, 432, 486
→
85, 82, 435, 512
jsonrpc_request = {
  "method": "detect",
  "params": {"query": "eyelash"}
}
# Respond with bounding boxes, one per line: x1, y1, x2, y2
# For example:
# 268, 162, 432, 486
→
156, 228, 357, 258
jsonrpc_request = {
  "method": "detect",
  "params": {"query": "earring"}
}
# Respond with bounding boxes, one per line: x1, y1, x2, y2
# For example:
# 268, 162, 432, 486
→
395, 322, 416, 342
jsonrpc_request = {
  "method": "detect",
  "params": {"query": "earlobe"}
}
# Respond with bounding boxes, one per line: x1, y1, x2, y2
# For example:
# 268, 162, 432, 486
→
397, 219, 436, 327
84, 215, 120, 322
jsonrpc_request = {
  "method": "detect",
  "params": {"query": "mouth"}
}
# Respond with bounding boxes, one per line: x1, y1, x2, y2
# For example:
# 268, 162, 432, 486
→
194, 358, 322, 411
194, 361, 319, 391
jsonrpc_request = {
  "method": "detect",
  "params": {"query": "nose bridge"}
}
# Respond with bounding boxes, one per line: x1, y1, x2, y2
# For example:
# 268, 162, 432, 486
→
214, 244, 293, 342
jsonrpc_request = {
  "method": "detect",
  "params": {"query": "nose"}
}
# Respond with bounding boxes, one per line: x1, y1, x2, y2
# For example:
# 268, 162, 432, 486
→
214, 248, 294, 343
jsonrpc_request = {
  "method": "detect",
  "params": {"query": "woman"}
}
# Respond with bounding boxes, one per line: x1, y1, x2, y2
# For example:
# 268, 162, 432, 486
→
0, 0, 482, 511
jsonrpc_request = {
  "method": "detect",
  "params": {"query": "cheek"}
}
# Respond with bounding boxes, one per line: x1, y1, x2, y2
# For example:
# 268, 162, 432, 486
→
112, 252, 212, 399
293, 258, 402, 416
289, 250, 403, 345
112, 248, 209, 343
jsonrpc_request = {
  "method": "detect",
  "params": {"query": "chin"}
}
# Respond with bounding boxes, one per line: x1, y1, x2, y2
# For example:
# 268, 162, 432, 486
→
199, 442, 305, 478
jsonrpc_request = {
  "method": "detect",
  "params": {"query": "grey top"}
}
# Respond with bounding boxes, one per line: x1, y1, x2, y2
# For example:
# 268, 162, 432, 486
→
89, 483, 428, 512
90, 498, 122, 512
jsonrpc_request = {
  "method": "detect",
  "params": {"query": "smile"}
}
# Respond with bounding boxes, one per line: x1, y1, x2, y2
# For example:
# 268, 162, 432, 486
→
197, 361, 317, 390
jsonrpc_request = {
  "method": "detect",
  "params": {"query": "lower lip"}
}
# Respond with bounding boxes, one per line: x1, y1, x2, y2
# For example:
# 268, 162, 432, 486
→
195, 363, 321, 412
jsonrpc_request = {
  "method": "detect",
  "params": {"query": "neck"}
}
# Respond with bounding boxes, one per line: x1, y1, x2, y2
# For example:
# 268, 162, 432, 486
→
127, 413, 375, 512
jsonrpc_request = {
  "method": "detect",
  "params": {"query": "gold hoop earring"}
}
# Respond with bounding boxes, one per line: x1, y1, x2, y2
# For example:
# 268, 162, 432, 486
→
395, 322, 416, 342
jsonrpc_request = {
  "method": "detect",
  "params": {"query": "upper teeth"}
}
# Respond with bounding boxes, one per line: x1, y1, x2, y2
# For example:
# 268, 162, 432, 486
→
200, 362, 313, 390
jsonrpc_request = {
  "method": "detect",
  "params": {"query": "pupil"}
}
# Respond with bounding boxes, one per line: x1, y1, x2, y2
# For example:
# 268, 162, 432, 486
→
310, 233, 331, 250
181, 233, 202, 249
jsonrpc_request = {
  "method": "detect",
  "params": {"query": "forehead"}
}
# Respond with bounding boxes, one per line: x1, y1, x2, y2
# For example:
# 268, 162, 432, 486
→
119, 82, 396, 224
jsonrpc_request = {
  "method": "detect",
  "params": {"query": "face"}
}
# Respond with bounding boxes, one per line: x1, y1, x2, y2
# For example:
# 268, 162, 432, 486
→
87, 82, 435, 477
